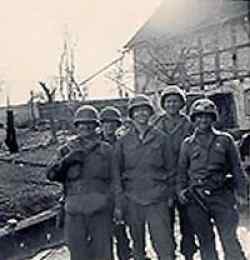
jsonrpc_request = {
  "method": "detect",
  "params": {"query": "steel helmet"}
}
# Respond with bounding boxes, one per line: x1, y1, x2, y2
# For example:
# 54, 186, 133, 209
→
128, 94, 154, 118
160, 85, 187, 109
74, 105, 100, 126
190, 98, 219, 122
100, 106, 122, 124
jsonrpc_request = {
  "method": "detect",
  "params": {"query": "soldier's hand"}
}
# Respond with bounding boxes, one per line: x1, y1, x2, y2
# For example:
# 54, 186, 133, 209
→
235, 190, 249, 208
62, 149, 85, 167
46, 159, 65, 182
178, 189, 189, 205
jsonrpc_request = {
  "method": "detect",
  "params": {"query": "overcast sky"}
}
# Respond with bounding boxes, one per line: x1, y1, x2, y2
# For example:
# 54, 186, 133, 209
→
0, 0, 162, 105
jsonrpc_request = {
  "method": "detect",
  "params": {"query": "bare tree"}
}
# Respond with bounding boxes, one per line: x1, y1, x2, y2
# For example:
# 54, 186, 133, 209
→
131, 10, 250, 94
132, 38, 201, 93
58, 32, 87, 102
105, 53, 135, 97
38, 81, 57, 143
39, 81, 56, 103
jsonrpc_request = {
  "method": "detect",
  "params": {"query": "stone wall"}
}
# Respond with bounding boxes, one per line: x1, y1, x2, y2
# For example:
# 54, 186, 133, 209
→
38, 98, 129, 125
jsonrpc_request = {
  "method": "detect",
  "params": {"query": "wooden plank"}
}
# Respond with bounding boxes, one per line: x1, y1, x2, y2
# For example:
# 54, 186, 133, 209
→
0, 157, 48, 168
145, 75, 250, 95
15, 206, 60, 231
185, 42, 250, 61
0, 205, 60, 238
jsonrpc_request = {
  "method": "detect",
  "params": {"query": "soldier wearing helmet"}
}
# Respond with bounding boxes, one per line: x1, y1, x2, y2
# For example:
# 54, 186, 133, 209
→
100, 106, 132, 260
189, 98, 219, 123
100, 106, 122, 145
177, 98, 247, 260
156, 85, 196, 260
46, 105, 113, 260
160, 85, 187, 111
73, 105, 101, 138
113, 94, 175, 260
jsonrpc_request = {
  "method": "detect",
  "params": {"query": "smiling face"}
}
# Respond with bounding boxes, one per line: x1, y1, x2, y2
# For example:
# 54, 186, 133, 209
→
102, 120, 120, 136
194, 113, 214, 132
131, 105, 152, 126
75, 121, 98, 138
163, 94, 184, 116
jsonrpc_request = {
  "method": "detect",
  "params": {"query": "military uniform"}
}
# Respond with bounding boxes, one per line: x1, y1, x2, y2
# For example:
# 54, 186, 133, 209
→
156, 113, 197, 259
47, 106, 114, 260
157, 85, 197, 260
113, 125, 175, 260
177, 99, 247, 260
100, 106, 132, 260
103, 134, 131, 260
156, 113, 193, 182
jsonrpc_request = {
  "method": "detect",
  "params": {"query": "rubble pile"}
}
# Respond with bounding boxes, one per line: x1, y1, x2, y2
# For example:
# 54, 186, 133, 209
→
0, 129, 63, 227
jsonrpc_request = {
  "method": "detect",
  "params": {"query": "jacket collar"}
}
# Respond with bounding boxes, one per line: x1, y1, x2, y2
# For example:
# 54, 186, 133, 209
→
129, 124, 159, 145
190, 127, 218, 149
160, 112, 188, 135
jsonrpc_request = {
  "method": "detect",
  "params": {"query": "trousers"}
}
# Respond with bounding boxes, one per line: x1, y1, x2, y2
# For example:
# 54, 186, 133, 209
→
124, 199, 175, 260
65, 209, 112, 260
113, 222, 131, 260
187, 189, 246, 260
169, 201, 197, 259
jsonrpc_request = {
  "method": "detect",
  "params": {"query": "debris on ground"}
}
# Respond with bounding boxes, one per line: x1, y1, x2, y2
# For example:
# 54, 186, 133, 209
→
0, 129, 63, 227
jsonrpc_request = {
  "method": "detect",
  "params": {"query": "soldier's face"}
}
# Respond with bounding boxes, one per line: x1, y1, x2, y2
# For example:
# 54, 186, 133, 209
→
163, 95, 183, 115
76, 122, 97, 138
194, 113, 214, 131
132, 105, 152, 125
102, 121, 120, 136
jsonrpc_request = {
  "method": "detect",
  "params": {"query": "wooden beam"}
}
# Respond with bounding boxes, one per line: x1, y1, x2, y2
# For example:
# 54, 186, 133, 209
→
0, 157, 48, 168
214, 29, 221, 83
230, 22, 238, 78
185, 42, 250, 61
0, 206, 60, 238
198, 37, 204, 90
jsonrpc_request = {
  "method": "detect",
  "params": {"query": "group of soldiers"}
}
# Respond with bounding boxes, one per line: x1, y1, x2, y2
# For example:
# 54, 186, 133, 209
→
46, 85, 248, 260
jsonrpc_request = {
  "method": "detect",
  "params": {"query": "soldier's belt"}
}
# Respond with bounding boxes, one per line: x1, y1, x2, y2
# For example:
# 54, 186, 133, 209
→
66, 179, 110, 195
191, 176, 233, 196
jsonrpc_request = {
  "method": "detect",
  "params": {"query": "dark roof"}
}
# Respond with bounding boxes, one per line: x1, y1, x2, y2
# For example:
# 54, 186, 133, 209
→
125, 0, 248, 49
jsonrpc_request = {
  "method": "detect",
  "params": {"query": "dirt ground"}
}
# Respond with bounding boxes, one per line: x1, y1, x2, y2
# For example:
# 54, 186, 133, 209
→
32, 223, 250, 260
0, 129, 62, 226
0, 128, 249, 259
32, 216, 250, 260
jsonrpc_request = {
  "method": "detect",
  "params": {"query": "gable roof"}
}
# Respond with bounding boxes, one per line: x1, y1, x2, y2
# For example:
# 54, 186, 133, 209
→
124, 0, 248, 49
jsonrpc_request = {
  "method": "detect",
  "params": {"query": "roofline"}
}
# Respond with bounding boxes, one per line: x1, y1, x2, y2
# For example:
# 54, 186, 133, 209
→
124, 3, 248, 50
123, 1, 164, 50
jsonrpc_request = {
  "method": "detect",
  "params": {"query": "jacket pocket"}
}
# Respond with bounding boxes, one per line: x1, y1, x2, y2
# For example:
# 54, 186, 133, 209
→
65, 192, 109, 215
123, 143, 138, 167
212, 144, 226, 162
191, 150, 200, 160
150, 142, 164, 165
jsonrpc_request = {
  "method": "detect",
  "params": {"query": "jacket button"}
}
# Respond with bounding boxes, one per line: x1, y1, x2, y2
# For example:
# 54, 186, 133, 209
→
198, 179, 203, 184
204, 189, 211, 196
